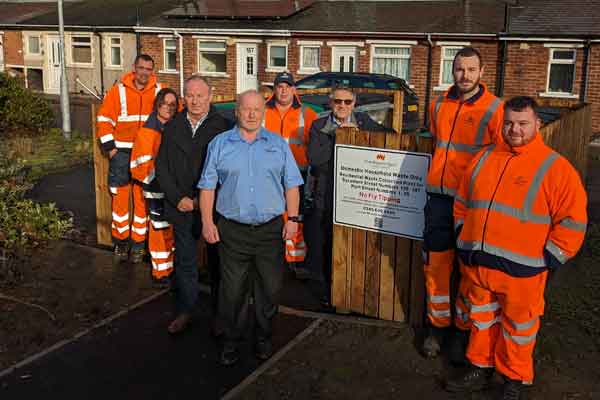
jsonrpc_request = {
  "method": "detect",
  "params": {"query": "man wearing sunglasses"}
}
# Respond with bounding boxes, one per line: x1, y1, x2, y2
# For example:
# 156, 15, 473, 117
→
305, 86, 392, 308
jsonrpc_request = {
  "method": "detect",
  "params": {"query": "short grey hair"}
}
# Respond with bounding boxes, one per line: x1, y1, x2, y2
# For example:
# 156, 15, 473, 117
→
329, 86, 356, 100
236, 89, 265, 110
183, 74, 212, 95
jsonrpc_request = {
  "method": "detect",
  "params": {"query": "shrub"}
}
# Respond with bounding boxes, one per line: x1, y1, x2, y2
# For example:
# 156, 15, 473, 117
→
0, 155, 72, 255
0, 72, 54, 137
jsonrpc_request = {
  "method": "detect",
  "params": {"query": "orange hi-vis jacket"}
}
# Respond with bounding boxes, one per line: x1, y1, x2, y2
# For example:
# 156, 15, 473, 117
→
264, 94, 318, 170
427, 83, 504, 197
130, 112, 169, 229
96, 71, 163, 152
454, 133, 587, 276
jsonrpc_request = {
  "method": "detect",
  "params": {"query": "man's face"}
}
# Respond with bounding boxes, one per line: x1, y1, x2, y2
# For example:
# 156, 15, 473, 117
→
453, 55, 483, 95
133, 59, 154, 88
502, 107, 540, 147
236, 92, 265, 133
274, 82, 294, 107
157, 93, 177, 122
330, 89, 355, 121
184, 79, 212, 120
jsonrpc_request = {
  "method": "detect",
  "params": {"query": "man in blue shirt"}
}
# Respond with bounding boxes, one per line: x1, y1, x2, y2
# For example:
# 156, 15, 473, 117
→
198, 89, 303, 366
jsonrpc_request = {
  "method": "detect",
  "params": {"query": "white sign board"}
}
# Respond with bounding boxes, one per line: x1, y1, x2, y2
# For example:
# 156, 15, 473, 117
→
333, 144, 431, 240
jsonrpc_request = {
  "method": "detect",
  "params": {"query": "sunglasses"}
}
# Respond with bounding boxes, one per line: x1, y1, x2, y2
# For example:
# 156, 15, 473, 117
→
332, 99, 354, 105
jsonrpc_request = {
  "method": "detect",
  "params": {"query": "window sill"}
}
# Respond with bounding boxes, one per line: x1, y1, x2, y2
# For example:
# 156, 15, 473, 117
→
68, 63, 94, 69
104, 65, 123, 71
158, 70, 179, 75
539, 92, 579, 99
198, 72, 230, 78
433, 85, 451, 92
265, 67, 287, 73
297, 68, 320, 75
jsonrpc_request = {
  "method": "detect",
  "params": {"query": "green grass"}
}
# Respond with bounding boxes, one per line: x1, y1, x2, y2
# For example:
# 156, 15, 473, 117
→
6, 129, 93, 181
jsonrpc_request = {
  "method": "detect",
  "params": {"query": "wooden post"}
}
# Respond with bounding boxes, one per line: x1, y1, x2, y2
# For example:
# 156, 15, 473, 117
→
91, 103, 112, 247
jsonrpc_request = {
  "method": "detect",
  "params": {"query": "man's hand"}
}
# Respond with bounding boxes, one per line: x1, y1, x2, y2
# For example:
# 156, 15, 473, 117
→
108, 149, 118, 159
282, 220, 298, 240
202, 222, 220, 244
340, 121, 357, 128
177, 196, 195, 212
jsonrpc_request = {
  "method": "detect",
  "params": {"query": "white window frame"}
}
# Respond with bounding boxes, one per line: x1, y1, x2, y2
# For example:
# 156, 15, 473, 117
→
104, 34, 122, 69
369, 44, 412, 83
434, 45, 466, 91
68, 34, 93, 67
541, 48, 578, 99
161, 37, 178, 73
266, 41, 288, 73
25, 33, 41, 56
197, 39, 228, 77
298, 44, 321, 75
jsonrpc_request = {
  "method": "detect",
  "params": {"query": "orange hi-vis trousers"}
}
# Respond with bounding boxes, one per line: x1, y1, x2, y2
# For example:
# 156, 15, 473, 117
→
111, 182, 147, 244
148, 222, 174, 279
460, 262, 547, 383
282, 213, 307, 263
424, 249, 470, 329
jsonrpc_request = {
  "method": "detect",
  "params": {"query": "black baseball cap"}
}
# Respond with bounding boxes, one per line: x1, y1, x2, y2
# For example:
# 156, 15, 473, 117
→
274, 72, 295, 86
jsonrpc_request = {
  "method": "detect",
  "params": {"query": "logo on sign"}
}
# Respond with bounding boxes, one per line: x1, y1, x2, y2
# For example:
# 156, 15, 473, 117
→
376, 153, 385, 160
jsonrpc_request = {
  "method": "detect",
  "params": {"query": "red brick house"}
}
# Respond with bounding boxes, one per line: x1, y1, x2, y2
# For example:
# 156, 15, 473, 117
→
3, 0, 600, 134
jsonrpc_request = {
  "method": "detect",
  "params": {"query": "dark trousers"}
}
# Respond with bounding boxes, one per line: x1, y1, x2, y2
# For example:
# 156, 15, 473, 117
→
172, 214, 220, 316
217, 216, 284, 345
304, 210, 333, 299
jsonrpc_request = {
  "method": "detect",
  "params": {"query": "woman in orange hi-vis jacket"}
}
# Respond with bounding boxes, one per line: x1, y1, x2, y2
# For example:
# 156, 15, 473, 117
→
445, 97, 587, 399
96, 54, 165, 263
130, 88, 179, 284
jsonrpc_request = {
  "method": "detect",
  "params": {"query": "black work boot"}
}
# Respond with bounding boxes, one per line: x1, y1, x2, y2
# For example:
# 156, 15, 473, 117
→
448, 328, 470, 366
113, 241, 130, 263
422, 326, 448, 359
445, 365, 494, 392
502, 378, 525, 400
255, 337, 273, 360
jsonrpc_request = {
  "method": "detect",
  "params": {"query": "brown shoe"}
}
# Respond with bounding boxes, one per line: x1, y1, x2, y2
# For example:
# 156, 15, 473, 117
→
167, 313, 191, 334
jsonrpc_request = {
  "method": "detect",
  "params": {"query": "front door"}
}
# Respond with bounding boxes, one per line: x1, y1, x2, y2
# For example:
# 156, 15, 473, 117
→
332, 46, 357, 73
45, 35, 62, 94
236, 43, 258, 93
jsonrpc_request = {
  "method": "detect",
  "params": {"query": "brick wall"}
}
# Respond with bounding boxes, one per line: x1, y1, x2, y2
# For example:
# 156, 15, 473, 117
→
587, 45, 600, 134
3, 30, 24, 66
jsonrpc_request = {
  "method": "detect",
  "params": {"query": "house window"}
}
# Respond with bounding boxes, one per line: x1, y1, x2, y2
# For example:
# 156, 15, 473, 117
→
27, 35, 41, 55
268, 44, 287, 69
198, 41, 226, 74
372, 46, 411, 81
108, 37, 121, 67
440, 46, 462, 86
163, 39, 177, 72
300, 46, 320, 71
71, 36, 92, 64
547, 49, 576, 94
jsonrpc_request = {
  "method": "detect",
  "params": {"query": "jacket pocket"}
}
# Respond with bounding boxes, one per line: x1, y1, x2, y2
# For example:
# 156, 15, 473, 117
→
108, 150, 131, 188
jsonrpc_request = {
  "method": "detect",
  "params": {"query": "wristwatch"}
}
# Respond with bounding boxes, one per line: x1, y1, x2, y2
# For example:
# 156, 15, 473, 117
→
288, 215, 303, 223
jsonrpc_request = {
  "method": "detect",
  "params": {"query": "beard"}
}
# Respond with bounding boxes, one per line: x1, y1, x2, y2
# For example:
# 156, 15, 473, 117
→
456, 76, 480, 95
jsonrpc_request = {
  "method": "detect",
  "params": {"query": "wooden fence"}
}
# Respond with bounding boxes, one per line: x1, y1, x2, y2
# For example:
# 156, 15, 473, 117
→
540, 103, 591, 180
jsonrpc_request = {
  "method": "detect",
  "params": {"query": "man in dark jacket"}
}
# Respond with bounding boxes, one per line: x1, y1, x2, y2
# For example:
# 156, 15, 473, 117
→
305, 86, 393, 307
156, 75, 233, 334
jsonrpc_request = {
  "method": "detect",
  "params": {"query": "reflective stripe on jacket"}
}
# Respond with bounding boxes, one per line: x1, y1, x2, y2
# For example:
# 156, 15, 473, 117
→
264, 95, 318, 169
453, 133, 587, 274
96, 71, 162, 152
427, 83, 504, 197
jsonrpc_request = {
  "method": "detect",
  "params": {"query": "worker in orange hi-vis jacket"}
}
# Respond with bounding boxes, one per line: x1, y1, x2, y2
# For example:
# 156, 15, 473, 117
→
422, 46, 504, 363
130, 88, 178, 285
96, 54, 165, 264
264, 72, 318, 280
445, 96, 587, 400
